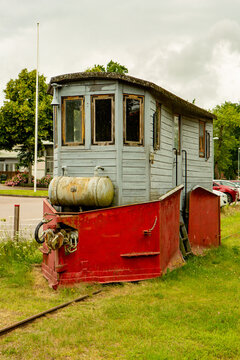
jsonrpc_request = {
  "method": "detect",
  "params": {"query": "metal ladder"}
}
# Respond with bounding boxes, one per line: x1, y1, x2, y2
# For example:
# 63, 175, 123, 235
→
179, 220, 192, 257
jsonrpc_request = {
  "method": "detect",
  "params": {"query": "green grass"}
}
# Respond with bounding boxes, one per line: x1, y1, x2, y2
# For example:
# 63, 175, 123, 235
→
1, 206, 240, 359
0, 189, 48, 197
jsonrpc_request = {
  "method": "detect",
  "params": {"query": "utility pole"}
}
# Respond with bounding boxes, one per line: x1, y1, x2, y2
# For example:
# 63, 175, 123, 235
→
34, 22, 39, 192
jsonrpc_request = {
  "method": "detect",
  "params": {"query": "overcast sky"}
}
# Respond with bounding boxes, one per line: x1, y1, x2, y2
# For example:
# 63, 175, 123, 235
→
1, 0, 240, 109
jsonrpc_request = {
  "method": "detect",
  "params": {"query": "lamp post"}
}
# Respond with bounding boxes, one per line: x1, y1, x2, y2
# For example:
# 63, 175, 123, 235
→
34, 22, 39, 193
213, 137, 219, 179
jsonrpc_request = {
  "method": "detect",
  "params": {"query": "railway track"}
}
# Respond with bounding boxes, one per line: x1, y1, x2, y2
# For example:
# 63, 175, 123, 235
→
0, 290, 102, 337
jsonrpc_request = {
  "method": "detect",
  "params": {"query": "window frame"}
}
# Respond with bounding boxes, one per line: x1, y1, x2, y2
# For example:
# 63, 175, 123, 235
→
199, 120, 206, 157
123, 94, 144, 146
91, 94, 115, 146
62, 96, 85, 146
173, 114, 181, 154
153, 102, 161, 150
205, 130, 210, 160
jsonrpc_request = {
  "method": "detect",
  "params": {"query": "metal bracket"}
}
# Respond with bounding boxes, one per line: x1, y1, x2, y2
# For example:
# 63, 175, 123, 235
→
143, 216, 157, 236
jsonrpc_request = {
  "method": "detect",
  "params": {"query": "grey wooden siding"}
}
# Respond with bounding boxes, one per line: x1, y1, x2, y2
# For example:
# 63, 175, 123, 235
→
120, 86, 148, 205
55, 80, 119, 205
53, 79, 213, 208
57, 147, 118, 204
53, 148, 58, 177
181, 116, 213, 193
122, 148, 147, 204
149, 95, 174, 200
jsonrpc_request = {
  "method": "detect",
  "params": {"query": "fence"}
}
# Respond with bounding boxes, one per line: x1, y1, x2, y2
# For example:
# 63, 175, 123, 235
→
0, 216, 41, 240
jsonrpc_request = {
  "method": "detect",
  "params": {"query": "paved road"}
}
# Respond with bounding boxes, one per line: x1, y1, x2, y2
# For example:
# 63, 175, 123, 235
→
0, 196, 44, 239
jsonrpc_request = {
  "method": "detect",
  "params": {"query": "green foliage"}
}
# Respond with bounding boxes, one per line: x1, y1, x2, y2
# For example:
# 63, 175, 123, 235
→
0, 189, 48, 196
37, 174, 52, 187
85, 60, 128, 74
0, 68, 53, 180
0, 239, 42, 266
85, 64, 106, 72
212, 101, 240, 179
106, 60, 128, 74
0, 239, 42, 286
1, 208, 240, 358
5, 171, 32, 186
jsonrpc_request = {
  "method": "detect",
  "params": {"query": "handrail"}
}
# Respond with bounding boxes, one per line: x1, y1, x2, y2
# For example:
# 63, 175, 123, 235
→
173, 148, 178, 186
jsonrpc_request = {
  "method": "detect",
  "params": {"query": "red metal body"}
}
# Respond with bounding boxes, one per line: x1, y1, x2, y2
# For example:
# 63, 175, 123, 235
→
188, 186, 221, 253
41, 185, 184, 288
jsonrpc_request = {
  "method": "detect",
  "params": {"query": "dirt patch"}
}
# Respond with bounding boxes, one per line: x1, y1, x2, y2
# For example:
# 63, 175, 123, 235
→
0, 309, 24, 328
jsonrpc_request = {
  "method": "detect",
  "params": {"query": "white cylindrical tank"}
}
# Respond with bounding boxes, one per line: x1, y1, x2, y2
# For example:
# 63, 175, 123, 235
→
49, 176, 114, 207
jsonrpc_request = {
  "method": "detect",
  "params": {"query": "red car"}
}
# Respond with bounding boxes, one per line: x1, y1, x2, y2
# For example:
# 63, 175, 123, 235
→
213, 181, 238, 203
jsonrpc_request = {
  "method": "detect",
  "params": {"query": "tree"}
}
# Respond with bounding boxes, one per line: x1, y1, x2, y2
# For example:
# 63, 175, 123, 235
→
212, 102, 240, 179
85, 60, 128, 74
0, 68, 52, 183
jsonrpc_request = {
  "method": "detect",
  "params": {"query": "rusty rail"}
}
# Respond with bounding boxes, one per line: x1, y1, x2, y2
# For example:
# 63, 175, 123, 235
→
0, 290, 102, 337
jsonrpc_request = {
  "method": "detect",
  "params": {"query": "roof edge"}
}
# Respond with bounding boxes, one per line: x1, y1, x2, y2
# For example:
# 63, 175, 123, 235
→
47, 72, 216, 120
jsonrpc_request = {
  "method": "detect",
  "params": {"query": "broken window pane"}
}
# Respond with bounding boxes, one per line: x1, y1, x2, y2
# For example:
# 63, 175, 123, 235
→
199, 121, 205, 157
174, 115, 181, 153
92, 95, 114, 145
126, 98, 140, 142
153, 103, 161, 150
124, 95, 143, 145
65, 98, 83, 143
95, 99, 112, 142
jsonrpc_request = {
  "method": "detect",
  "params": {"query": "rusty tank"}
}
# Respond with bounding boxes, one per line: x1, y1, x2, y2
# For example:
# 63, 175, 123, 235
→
48, 176, 114, 208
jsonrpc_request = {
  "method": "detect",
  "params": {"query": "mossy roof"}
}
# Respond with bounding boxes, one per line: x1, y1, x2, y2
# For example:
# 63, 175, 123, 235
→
48, 72, 216, 120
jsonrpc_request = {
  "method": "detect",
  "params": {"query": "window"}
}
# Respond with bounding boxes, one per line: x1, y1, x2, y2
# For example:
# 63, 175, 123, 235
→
206, 131, 210, 160
153, 102, 161, 150
62, 96, 85, 146
123, 94, 144, 145
173, 115, 181, 154
53, 106, 58, 148
91, 95, 114, 145
199, 121, 205, 157
5, 163, 14, 171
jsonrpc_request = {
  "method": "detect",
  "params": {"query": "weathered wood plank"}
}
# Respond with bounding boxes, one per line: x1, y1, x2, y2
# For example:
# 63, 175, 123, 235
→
122, 160, 146, 168
122, 182, 146, 190
122, 152, 146, 160
60, 159, 116, 167
123, 175, 146, 182
123, 167, 147, 175
61, 152, 117, 160
122, 189, 147, 196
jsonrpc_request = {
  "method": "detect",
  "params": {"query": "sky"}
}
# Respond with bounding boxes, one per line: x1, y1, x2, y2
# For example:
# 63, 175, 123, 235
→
0, 0, 240, 109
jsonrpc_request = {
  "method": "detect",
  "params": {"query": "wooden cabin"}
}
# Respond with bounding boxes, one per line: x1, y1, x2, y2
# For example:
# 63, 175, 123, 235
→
48, 72, 216, 207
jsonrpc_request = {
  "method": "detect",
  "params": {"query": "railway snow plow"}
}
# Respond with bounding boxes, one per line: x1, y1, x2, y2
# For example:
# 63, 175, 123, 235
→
35, 181, 220, 289
36, 184, 184, 288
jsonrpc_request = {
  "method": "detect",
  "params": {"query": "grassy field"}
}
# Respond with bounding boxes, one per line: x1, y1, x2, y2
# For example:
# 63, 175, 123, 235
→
1, 205, 240, 359
0, 189, 48, 197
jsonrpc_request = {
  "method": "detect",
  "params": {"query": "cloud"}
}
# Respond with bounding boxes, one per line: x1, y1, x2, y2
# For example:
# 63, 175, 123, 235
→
1, 0, 240, 109
126, 18, 240, 109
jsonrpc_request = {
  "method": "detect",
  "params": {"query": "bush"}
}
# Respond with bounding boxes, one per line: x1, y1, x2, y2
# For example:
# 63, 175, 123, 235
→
0, 239, 42, 286
37, 175, 52, 187
0, 239, 42, 265
5, 172, 33, 187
